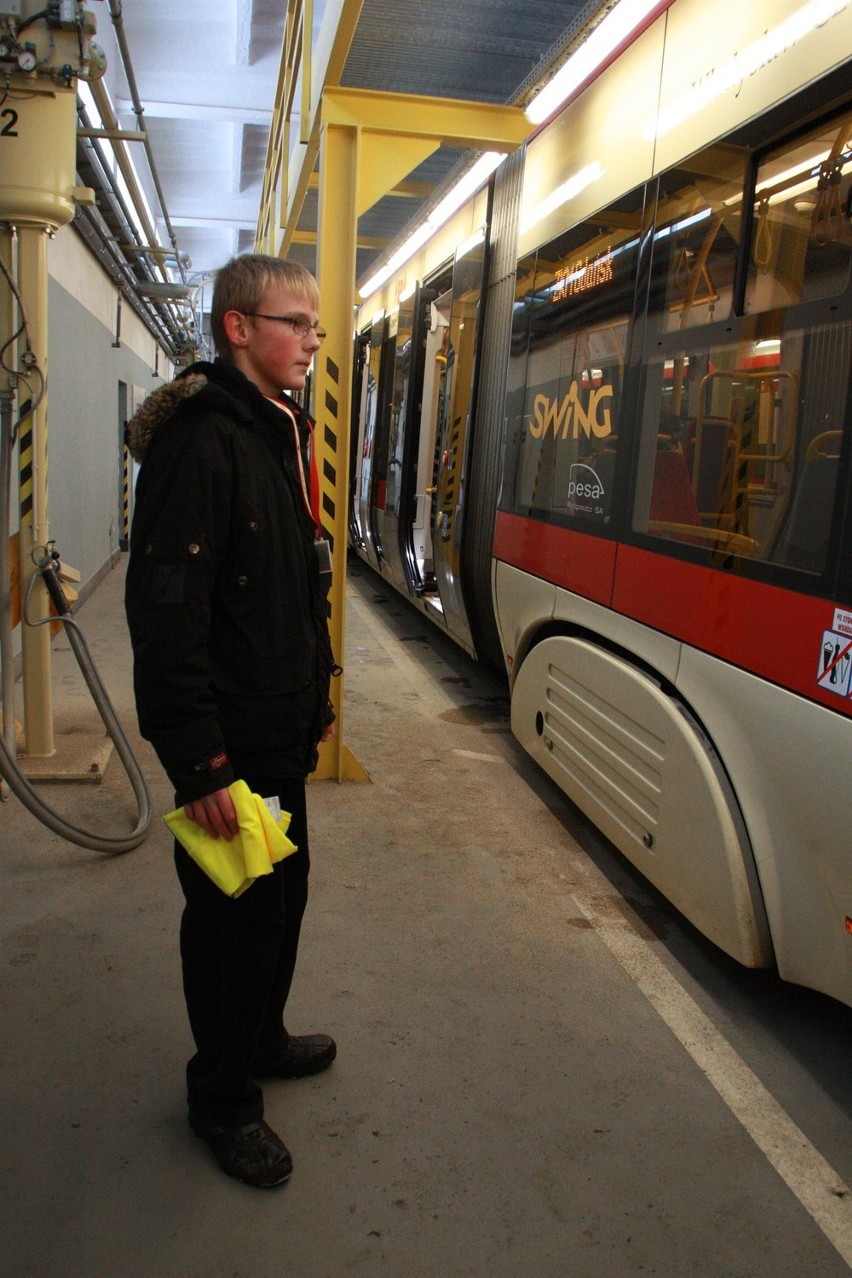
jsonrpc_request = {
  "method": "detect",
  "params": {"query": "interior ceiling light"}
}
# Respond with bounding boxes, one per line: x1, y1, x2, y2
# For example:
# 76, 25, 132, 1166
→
525, 0, 668, 127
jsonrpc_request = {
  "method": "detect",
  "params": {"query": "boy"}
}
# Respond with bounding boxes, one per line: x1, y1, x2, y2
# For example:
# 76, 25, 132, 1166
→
125, 255, 337, 1187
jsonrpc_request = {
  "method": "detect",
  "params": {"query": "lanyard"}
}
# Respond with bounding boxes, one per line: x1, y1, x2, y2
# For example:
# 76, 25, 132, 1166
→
265, 396, 321, 531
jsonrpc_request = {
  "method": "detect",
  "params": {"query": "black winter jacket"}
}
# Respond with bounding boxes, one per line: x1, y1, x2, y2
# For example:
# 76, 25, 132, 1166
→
124, 360, 336, 803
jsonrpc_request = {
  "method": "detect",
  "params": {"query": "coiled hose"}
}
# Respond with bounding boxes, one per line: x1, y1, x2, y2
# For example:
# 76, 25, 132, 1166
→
0, 553, 152, 853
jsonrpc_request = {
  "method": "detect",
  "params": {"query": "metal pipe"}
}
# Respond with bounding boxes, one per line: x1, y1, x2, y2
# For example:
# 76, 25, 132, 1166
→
87, 79, 166, 279
74, 107, 191, 350
75, 205, 180, 351
106, 0, 188, 287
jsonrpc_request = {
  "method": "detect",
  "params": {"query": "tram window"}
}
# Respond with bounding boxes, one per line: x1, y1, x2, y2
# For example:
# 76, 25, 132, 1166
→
502, 253, 536, 510
506, 192, 643, 530
634, 120, 852, 582
650, 143, 746, 333
434, 236, 485, 551
745, 113, 852, 313
634, 146, 748, 554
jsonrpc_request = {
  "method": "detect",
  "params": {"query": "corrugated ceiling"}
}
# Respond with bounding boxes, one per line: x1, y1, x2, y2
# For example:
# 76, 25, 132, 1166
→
78, 0, 608, 347
291, 0, 604, 283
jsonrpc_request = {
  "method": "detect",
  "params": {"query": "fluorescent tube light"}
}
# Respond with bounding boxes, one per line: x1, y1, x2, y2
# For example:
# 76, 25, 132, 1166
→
526, 0, 664, 126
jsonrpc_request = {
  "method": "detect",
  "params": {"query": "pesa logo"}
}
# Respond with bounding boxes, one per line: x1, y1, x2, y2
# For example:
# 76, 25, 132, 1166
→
567, 463, 604, 500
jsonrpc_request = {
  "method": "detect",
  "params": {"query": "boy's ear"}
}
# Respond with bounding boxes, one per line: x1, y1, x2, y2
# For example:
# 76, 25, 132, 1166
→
222, 309, 251, 349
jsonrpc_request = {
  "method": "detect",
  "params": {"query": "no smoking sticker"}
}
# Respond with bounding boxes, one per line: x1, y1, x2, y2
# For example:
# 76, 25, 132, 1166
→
817, 630, 852, 697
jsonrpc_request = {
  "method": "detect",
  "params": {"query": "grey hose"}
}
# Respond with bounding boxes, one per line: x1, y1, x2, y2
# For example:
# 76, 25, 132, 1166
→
0, 560, 152, 854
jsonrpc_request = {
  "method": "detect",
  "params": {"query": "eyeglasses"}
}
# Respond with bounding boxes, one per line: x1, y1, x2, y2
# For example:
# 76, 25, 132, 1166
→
243, 312, 327, 342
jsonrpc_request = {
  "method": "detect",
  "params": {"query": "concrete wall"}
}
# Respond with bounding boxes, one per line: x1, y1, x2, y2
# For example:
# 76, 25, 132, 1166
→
45, 226, 168, 594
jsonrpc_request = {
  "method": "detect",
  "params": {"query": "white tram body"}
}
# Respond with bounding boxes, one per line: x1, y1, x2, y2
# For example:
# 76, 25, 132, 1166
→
351, 0, 852, 1008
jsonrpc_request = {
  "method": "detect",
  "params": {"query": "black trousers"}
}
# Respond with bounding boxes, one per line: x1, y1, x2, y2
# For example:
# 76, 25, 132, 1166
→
173, 774, 309, 1126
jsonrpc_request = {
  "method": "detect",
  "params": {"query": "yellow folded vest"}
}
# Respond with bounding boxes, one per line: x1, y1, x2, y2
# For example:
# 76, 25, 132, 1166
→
164, 779, 297, 898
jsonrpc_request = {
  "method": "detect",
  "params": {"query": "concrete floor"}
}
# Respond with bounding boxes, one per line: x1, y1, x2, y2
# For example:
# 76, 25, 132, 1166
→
1, 556, 851, 1277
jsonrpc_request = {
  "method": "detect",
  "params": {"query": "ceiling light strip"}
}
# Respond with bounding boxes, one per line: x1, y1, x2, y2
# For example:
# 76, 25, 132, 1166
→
525, 0, 674, 126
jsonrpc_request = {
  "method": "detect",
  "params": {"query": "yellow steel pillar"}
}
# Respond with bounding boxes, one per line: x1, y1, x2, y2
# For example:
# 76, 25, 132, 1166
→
15, 225, 53, 755
0, 227, 18, 784
298, 87, 528, 780
311, 114, 369, 782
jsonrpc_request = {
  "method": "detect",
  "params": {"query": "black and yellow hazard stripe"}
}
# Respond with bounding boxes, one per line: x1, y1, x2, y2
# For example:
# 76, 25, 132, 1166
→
121, 441, 130, 548
319, 354, 340, 548
18, 397, 34, 525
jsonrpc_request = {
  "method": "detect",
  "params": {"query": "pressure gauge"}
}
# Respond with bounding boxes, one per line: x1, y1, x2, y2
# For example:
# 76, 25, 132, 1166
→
17, 47, 37, 72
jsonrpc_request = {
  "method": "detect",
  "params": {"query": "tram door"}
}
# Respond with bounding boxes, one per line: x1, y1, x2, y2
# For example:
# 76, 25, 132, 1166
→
411, 285, 452, 594
370, 318, 400, 577
356, 313, 388, 571
430, 230, 487, 650
349, 333, 369, 549
381, 294, 418, 594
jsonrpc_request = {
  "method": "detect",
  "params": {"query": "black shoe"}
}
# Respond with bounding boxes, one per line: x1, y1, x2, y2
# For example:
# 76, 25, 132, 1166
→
189, 1113, 293, 1187
256, 1033, 337, 1079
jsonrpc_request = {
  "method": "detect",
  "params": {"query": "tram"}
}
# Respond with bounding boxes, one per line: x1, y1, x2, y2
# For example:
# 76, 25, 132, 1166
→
348, 0, 852, 1009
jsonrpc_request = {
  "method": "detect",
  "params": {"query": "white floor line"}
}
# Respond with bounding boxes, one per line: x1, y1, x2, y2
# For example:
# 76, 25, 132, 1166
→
571, 888, 852, 1267
452, 748, 503, 762
350, 580, 852, 1262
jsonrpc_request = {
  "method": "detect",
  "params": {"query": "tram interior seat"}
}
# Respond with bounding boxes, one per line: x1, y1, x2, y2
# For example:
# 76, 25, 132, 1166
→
777, 431, 842, 573
591, 439, 703, 532
684, 416, 738, 521
647, 443, 759, 556
650, 448, 703, 527
682, 370, 798, 551
589, 434, 760, 555
590, 441, 718, 532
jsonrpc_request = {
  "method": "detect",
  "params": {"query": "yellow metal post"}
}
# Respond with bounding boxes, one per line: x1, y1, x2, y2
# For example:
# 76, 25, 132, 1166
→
311, 114, 369, 783
0, 228, 18, 786
15, 226, 53, 756
303, 90, 528, 781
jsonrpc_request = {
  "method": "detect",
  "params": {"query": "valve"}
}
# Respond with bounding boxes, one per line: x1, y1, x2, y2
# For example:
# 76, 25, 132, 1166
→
0, 1, 104, 86
46, 0, 79, 29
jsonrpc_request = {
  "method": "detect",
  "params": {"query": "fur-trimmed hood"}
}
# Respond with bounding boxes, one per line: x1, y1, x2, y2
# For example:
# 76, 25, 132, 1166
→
125, 369, 210, 463
124, 357, 334, 800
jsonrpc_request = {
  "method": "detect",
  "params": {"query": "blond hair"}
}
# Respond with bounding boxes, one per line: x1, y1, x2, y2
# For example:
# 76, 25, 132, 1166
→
210, 255, 319, 358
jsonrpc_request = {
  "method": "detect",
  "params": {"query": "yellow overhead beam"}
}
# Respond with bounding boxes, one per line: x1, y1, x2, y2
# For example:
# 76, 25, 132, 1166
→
304, 136, 437, 217
388, 178, 435, 199
321, 85, 530, 153
306, 171, 433, 199
290, 230, 389, 250
320, 86, 529, 221
357, 134, 438, 218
